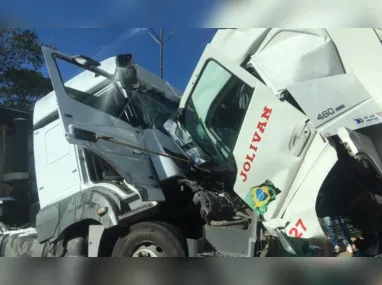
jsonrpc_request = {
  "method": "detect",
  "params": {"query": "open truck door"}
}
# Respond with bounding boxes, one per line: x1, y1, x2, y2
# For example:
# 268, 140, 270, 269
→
41, 46, 164, 201
180, 43, 317, 237
42, 46, 134, 143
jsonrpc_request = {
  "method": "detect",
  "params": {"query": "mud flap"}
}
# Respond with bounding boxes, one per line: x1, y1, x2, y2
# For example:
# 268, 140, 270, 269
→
88, 225, 105, 257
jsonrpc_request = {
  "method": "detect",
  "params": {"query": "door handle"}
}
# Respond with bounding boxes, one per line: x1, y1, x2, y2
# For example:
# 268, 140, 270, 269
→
289, 123, 312, 157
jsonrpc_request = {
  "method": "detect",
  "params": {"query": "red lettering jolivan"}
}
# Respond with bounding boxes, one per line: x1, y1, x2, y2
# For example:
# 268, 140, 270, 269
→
239, 106, 273, 183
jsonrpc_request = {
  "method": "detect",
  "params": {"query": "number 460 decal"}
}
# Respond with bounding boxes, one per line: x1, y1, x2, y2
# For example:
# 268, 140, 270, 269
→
317, 108, 335, 121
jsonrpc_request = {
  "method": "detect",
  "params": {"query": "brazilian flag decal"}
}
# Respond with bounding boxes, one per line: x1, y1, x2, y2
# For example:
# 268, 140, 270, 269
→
244, 180, 281, 216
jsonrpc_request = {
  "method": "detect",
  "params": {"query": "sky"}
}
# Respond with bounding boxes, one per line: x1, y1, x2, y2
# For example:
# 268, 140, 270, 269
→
2, 1, 380, 28
2, 1, 221, 28
36, 28, 217, 92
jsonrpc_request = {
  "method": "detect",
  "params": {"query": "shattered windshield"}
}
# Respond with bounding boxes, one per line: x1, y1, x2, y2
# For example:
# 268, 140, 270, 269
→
184, 99, 225, 165
128, 89, 179, 132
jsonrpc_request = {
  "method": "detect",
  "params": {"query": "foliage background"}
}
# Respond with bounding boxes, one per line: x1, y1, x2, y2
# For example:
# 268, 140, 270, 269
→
0, 29, 55, 112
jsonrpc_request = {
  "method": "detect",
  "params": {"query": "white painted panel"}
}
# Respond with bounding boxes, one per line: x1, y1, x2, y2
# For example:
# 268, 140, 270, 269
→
34, 121, 81, 208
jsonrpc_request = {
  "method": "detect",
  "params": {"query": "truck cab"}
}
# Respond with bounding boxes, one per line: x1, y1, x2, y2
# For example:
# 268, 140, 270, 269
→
34, 49, 182, 209
30, 48, 194, 257
166, 28, 382, 256
4, 47, 260, 258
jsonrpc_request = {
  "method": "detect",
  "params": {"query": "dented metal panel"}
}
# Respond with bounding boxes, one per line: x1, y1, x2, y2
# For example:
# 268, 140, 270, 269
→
250, 28, 345, 93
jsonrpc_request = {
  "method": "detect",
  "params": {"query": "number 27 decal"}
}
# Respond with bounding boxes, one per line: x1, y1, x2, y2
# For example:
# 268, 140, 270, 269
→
288, 218, 307, 238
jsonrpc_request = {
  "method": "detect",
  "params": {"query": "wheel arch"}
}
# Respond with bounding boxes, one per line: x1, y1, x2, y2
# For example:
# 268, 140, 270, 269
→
36, 187, 121, 244
315, 134, 382, 253
280, 142, 338, 237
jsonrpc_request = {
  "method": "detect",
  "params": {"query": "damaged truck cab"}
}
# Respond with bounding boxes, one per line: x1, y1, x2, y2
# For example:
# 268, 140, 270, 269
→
4, 28, 382, 258
26, 46, 256, 258
31, 48, 193, 257
166, 28, 382, 256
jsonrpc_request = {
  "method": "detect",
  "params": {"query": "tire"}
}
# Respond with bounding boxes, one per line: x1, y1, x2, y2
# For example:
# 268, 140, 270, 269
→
111, 221, 187, 257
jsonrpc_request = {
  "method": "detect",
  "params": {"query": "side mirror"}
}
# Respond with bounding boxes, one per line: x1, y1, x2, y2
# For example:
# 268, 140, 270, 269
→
116, 54, 133, 68
115, 54, 138, 90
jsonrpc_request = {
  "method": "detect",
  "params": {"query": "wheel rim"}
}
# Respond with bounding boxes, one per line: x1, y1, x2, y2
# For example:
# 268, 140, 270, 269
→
132, 243, 166, 257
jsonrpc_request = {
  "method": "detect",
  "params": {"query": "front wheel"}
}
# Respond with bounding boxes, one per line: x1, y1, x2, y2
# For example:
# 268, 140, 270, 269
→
111, 221, 187, 257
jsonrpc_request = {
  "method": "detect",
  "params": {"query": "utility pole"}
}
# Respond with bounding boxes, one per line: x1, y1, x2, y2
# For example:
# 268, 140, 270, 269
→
148, 28, 176, 79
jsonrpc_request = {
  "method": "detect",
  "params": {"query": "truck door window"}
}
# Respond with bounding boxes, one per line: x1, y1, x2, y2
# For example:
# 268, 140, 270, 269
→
55, 57, 128, 122
184, 60, 254, 165
54, 57, 178, 129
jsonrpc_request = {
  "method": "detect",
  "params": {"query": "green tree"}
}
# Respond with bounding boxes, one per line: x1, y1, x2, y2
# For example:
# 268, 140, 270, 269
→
0, 29, 55, 112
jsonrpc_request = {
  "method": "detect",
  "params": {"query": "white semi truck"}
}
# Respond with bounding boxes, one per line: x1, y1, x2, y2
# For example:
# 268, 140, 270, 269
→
2, 28, 382, 257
